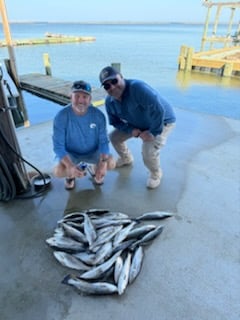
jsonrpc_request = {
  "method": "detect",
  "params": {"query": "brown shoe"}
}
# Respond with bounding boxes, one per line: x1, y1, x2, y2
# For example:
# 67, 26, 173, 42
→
65, 178, 75, 190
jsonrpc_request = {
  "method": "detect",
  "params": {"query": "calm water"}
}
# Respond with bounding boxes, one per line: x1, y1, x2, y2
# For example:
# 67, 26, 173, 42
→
0, 23, 240, 123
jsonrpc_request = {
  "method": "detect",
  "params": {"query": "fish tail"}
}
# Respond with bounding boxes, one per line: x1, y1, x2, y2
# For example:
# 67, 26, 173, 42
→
61, 274, 72, 285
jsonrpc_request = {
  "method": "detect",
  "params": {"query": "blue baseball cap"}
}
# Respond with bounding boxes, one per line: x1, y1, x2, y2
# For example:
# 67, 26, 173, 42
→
71, 80, 91, 95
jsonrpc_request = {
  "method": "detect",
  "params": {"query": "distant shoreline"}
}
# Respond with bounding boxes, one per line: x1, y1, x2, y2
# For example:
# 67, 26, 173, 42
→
3, 21, 204, 25
0, 21, 235, 26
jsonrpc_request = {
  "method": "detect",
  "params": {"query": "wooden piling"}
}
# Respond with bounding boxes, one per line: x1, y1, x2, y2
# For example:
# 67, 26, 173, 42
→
111, 63, 121, 72
222, 62, 234, 76
43, 53, 52, 76
178, 46, 187, 70
178, 46, 194, 71
0, 1, 29, 127
185, 47, 194, 71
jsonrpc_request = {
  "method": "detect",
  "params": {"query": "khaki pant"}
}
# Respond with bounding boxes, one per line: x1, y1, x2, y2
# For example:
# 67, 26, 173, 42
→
109, 123, 175, 174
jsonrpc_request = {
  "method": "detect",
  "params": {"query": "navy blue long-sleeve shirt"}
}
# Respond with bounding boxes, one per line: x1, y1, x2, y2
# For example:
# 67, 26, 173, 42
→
105, 79, 176, 136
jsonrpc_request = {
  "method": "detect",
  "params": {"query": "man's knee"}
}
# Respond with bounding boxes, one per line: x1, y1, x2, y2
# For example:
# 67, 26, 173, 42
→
53, 164, 64, 177
109, 129, 130, 144
109, 130, 119, 143
107, 156, 116, 170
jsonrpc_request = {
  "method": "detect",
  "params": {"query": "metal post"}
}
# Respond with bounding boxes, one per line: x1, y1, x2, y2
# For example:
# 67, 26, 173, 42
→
0, 70, 30, 197
0, 0, 29, 127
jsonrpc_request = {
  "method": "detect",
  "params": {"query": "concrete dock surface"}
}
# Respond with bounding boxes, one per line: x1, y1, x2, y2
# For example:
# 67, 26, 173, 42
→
0, 107, 239, 320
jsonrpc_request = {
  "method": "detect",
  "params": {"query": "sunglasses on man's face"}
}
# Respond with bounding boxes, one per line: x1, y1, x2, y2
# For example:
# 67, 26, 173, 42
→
103, 78, 118, 90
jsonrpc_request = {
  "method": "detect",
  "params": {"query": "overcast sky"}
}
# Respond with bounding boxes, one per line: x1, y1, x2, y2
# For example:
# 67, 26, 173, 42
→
1, 0, 232, 23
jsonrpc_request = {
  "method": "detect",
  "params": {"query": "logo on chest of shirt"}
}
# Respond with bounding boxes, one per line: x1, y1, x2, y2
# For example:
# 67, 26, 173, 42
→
90, 123, 97, 129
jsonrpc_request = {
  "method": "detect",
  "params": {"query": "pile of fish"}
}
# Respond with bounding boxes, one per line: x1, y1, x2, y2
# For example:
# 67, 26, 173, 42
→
46, 209, 173, 295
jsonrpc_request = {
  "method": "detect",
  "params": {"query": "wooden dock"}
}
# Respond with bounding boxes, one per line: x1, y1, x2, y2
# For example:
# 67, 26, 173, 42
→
178, 2, 240, 78
178, 46, 240, 77
0, 34, 96, 47
19, 73, 105, 106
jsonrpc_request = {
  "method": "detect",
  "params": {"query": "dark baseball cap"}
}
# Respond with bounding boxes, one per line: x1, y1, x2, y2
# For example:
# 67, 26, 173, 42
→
71, 80, 91, 95
99, 66, 120, 85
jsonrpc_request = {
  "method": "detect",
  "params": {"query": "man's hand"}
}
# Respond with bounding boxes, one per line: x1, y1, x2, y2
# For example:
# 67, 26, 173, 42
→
132, 128, 142, 137
94, 161, 107, 184
60, 156, 86, 178
67, 164, 86, 178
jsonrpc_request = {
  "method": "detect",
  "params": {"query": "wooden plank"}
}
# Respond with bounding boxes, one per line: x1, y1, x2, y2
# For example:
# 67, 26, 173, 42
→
192, 58, 225, 68
194, 46, 240, 57
192, 57, 240, 71
19, 73, 106, 106
203, 2, 240, 9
